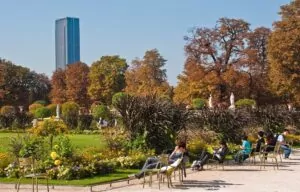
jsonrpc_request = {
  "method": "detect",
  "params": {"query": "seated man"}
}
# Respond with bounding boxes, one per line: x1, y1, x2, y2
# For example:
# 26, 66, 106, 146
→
277, 129, 292, 159
131, 141, 186, 179
234, 135, 251, 163
191, 140, 228, 170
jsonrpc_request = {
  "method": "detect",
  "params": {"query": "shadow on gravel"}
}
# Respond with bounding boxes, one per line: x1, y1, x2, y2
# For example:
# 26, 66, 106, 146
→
173, 179, 242, 190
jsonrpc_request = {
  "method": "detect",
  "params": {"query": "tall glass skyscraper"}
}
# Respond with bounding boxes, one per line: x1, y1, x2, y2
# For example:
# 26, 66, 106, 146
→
55, 17, 80, 70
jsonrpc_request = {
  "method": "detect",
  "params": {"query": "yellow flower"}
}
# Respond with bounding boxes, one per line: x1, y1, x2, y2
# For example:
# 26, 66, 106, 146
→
50, 152, 58, 160
54, 160, 61, 166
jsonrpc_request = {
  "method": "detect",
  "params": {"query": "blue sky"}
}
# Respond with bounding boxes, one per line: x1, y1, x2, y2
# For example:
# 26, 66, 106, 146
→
0, 0, 291, 85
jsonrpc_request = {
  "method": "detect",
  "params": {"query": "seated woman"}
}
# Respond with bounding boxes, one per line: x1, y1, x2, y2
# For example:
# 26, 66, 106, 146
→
132, 141, 186, 179
234, 135, 251, 163
252, 131, 265, 153
191, 140, 228, 170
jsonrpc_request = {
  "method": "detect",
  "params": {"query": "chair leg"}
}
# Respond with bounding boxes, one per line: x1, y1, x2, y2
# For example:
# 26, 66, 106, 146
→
32, 177, 35, 192
36, 178, 39, 192
16, 178, 21, 192
46, 178, 49, 192
142, 172, 146, 188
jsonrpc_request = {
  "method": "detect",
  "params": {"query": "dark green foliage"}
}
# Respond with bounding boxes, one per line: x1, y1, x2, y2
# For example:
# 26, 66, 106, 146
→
0, 105, 16, 128
77, 115, 93, 130
34, 107, 51, 118
62, 101, 79, 129
254, 105, 295, 133
189, 106, 299, 143
114, 95, 189, 153
12, 112, 33, 130
192, 98, 206, 109
191, 109, 249, 143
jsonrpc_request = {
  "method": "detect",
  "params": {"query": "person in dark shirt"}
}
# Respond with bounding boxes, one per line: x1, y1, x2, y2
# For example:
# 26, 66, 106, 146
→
254, 131, 265, 152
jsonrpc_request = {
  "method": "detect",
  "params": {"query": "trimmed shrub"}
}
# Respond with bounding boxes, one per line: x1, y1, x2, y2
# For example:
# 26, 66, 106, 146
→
34, 107, 51, 118
34, 100, 47, 106
235, 99, 256, 108
0, 105, 16, 117
29, 103, 43, 114
29, 119, 68, 137
62, 101, 79, 129
192, 98, 206, 109
90, 104, 110, 120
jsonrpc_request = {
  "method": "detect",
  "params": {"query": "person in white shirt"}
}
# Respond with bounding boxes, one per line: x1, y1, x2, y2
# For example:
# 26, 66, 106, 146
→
277, 129, 292, 159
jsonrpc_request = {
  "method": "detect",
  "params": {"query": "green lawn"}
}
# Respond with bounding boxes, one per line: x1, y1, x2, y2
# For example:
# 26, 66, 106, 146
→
0, 169, 139, 186
0, 132, 138, 186
0, 132, 106, 153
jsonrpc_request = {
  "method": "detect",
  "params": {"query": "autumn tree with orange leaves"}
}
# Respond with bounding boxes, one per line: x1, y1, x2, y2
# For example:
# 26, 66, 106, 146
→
65, 62, 90, 107
88, 55, 128, 105
50, 69, 67, 104
125, 49, 171, 98
177, 18, 272, 105
268, 0, 300, 106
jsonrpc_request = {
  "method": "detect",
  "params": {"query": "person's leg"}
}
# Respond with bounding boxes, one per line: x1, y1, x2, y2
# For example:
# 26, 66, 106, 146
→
242, 154, 249, 161
281, 145, 291, 158
200, 153, 212, 166
135, 162, 159, 179
141, 157, 158, 170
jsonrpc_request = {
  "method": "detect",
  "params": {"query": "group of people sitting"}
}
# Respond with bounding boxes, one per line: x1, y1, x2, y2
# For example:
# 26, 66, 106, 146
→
131, 129, 293, 179
234, 129, 292, 164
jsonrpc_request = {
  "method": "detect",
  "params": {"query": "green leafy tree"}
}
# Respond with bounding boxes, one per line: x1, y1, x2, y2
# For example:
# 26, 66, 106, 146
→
88, 55, 128, 105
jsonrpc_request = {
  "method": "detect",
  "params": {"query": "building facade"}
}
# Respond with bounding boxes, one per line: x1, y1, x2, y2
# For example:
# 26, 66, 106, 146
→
55, 17, 80, 70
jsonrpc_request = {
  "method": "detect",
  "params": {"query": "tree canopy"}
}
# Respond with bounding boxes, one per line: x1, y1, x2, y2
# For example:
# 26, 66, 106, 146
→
268, 0, 300, 105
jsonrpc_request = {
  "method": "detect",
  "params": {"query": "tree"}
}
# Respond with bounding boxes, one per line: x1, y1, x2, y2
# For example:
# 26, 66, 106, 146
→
0, 59, 50, 107
184, 18, 250, 102
88, 56, 128, 104
173, 59, 207, 104
24, 72, 51, 104
125, 49, 171, 97
65, 62, 90, 107
245, 27, 274, 104
268, 0, 300, 105
50, 69, 67, 104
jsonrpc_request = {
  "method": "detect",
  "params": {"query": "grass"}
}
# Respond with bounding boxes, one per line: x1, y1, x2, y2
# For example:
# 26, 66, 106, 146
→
0, 132, 135, 186
0, 169, 139, 186
0, 132, 106, 153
